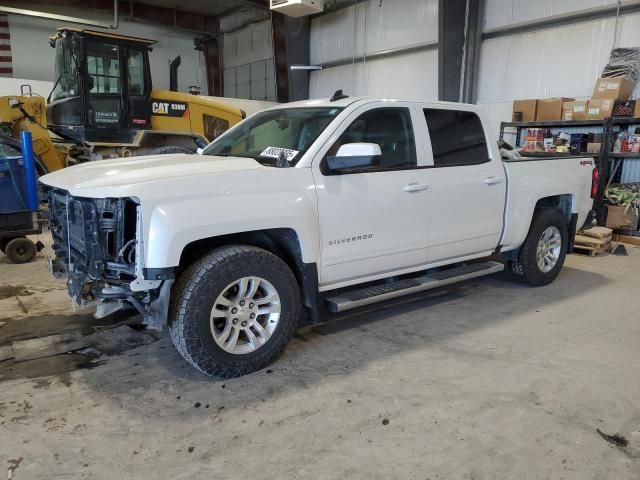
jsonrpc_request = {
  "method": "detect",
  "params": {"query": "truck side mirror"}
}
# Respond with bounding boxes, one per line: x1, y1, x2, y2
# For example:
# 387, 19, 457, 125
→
325, 143, 381, 174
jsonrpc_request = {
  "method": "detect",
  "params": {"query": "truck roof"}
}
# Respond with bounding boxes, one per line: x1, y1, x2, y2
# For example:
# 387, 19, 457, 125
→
269, 97, 480, 110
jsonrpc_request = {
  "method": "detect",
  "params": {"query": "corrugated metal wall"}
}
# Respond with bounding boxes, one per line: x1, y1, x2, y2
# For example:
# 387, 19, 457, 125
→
621, 159, 640, 183
477, 1, 640, 133
475, 0, 640, 183
309, 0, 438, 100
222, 20, 277, 101
483, 0, 620, 30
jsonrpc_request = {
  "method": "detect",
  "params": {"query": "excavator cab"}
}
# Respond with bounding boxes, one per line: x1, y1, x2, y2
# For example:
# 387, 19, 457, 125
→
47, 28, 155, 144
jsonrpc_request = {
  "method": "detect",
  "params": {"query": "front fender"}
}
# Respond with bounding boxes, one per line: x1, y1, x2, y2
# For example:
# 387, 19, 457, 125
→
142, 176, 319, 268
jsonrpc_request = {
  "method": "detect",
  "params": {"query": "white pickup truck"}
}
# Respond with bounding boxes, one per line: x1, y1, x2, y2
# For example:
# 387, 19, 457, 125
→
40, 96, 598, 378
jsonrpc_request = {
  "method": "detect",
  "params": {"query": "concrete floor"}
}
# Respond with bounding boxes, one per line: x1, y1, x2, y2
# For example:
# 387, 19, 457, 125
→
1, 236, 639, 479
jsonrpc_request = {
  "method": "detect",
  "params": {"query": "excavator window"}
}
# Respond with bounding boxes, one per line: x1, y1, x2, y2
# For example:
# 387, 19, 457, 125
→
86, 42, 121, 94
203, 114, 230, 141
127, 49, 146, 96
50, 37, 79, 101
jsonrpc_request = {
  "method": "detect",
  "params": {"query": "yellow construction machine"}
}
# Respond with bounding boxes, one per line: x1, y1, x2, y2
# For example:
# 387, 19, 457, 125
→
0, 28, 245, 174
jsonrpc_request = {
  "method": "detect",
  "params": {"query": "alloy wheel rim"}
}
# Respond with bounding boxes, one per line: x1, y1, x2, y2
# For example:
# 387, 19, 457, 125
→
210, 276, 281, 355
536, 226, 562, 273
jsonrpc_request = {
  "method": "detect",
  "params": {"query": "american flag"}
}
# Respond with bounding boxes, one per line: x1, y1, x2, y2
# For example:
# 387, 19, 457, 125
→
0, 14, 12, 77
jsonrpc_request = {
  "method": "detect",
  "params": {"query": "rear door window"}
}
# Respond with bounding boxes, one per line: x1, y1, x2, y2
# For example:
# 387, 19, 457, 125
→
423, 109, 489, 167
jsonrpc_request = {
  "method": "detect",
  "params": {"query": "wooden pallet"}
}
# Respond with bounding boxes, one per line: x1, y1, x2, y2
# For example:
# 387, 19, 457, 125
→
573, 230, 612, 257
579, 226, 613, 240
612, 233, 640, 246
573, 243, 609, 257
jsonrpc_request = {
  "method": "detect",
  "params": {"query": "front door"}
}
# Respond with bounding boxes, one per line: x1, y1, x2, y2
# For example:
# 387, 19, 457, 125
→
312, 104, 431, 287
422, 107, 506, 262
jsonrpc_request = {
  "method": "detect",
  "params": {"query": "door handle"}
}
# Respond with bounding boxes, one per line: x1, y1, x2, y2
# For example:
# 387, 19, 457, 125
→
484, 176, 503, 185
403, 183, 429, 193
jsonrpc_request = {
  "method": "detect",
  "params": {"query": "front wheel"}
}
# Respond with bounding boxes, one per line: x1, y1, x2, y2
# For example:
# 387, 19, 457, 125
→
511, 209, 568, 286
169, 246, 300, 378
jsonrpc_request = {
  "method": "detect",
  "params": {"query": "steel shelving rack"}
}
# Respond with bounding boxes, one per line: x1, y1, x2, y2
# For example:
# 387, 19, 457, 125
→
500, 117, 640, 227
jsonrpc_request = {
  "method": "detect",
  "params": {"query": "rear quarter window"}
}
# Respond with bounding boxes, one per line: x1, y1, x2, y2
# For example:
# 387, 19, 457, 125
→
423, 109, 490, 167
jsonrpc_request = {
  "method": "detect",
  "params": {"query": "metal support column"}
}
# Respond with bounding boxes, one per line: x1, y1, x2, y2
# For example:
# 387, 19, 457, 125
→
596, 117, 615, 224
438, 0, 483, 103
271, 13, 311, 102
460, 0, 484, 103
285, 16, 311, 101
202, 38, 222, 96
271, 12, 290, 103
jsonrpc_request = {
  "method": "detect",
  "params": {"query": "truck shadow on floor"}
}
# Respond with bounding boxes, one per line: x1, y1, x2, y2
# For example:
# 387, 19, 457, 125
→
21, 264, 609, 418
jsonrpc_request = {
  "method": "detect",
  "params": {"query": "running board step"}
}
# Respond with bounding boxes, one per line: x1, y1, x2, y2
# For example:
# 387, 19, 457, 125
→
325, 261, 504, 313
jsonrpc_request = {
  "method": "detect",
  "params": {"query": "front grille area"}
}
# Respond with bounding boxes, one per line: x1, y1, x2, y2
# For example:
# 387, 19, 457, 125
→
47, 188, 139, 300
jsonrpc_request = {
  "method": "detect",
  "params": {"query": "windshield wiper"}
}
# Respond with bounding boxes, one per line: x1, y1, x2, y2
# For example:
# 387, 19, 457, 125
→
276, 150, 290, 168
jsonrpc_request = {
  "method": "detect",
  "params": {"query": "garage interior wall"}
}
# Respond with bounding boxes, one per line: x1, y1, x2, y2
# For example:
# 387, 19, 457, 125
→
477, 0, 640, 133
222, 19, 277, 102
309, 0, 439, 100
5, 13, 207, 95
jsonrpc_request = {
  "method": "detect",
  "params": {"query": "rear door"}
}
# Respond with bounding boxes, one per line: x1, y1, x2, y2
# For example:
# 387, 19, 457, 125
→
422, 107, 506, 262
312, 102, 431, 287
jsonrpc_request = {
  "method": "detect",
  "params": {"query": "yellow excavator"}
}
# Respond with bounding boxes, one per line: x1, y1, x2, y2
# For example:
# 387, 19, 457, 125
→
0, 28, 245, 174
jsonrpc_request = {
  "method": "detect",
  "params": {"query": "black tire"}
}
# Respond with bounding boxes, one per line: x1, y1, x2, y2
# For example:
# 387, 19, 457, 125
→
511, 209, 568, 286
0, 236, 19, 254
151, 146, 195, 155
4, 237, 37, 264
169, 245, 301, 378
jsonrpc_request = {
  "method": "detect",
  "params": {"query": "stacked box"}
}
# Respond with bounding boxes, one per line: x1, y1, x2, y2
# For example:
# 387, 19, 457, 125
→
536, 97, 574, 121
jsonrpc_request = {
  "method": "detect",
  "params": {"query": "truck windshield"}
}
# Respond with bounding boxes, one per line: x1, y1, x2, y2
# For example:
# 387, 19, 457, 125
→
50, 37, 79, 102
203, 107, 343, 166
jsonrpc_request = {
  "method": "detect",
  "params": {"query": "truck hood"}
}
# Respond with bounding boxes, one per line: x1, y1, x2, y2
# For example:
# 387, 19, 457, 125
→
39, 154, 265, 196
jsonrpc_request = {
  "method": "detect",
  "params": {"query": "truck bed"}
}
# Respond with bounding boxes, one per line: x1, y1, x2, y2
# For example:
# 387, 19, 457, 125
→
499, 155, 595, 251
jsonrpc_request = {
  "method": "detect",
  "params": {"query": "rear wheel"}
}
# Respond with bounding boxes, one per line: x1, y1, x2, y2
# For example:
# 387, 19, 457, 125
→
4, 237, 37, 264
169, 245, 300, 378
511, 209, 568, 286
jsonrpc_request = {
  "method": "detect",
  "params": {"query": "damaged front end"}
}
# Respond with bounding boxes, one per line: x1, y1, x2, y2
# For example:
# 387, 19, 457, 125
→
46, 188, 173, 330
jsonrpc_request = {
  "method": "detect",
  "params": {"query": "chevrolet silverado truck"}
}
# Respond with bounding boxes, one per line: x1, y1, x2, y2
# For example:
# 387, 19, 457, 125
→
40, 96, 598, 378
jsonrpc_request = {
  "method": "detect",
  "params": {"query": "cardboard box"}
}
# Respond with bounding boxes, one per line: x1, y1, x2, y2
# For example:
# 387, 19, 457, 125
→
587, 99, 614, 120
606, 204, 639, 230
592, 76, 635, 100
635, 100, 640, 118
512, 99, 537, 122
562, 100, 588, 121
586, 142, 602, 154
536, 97, 574, 121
